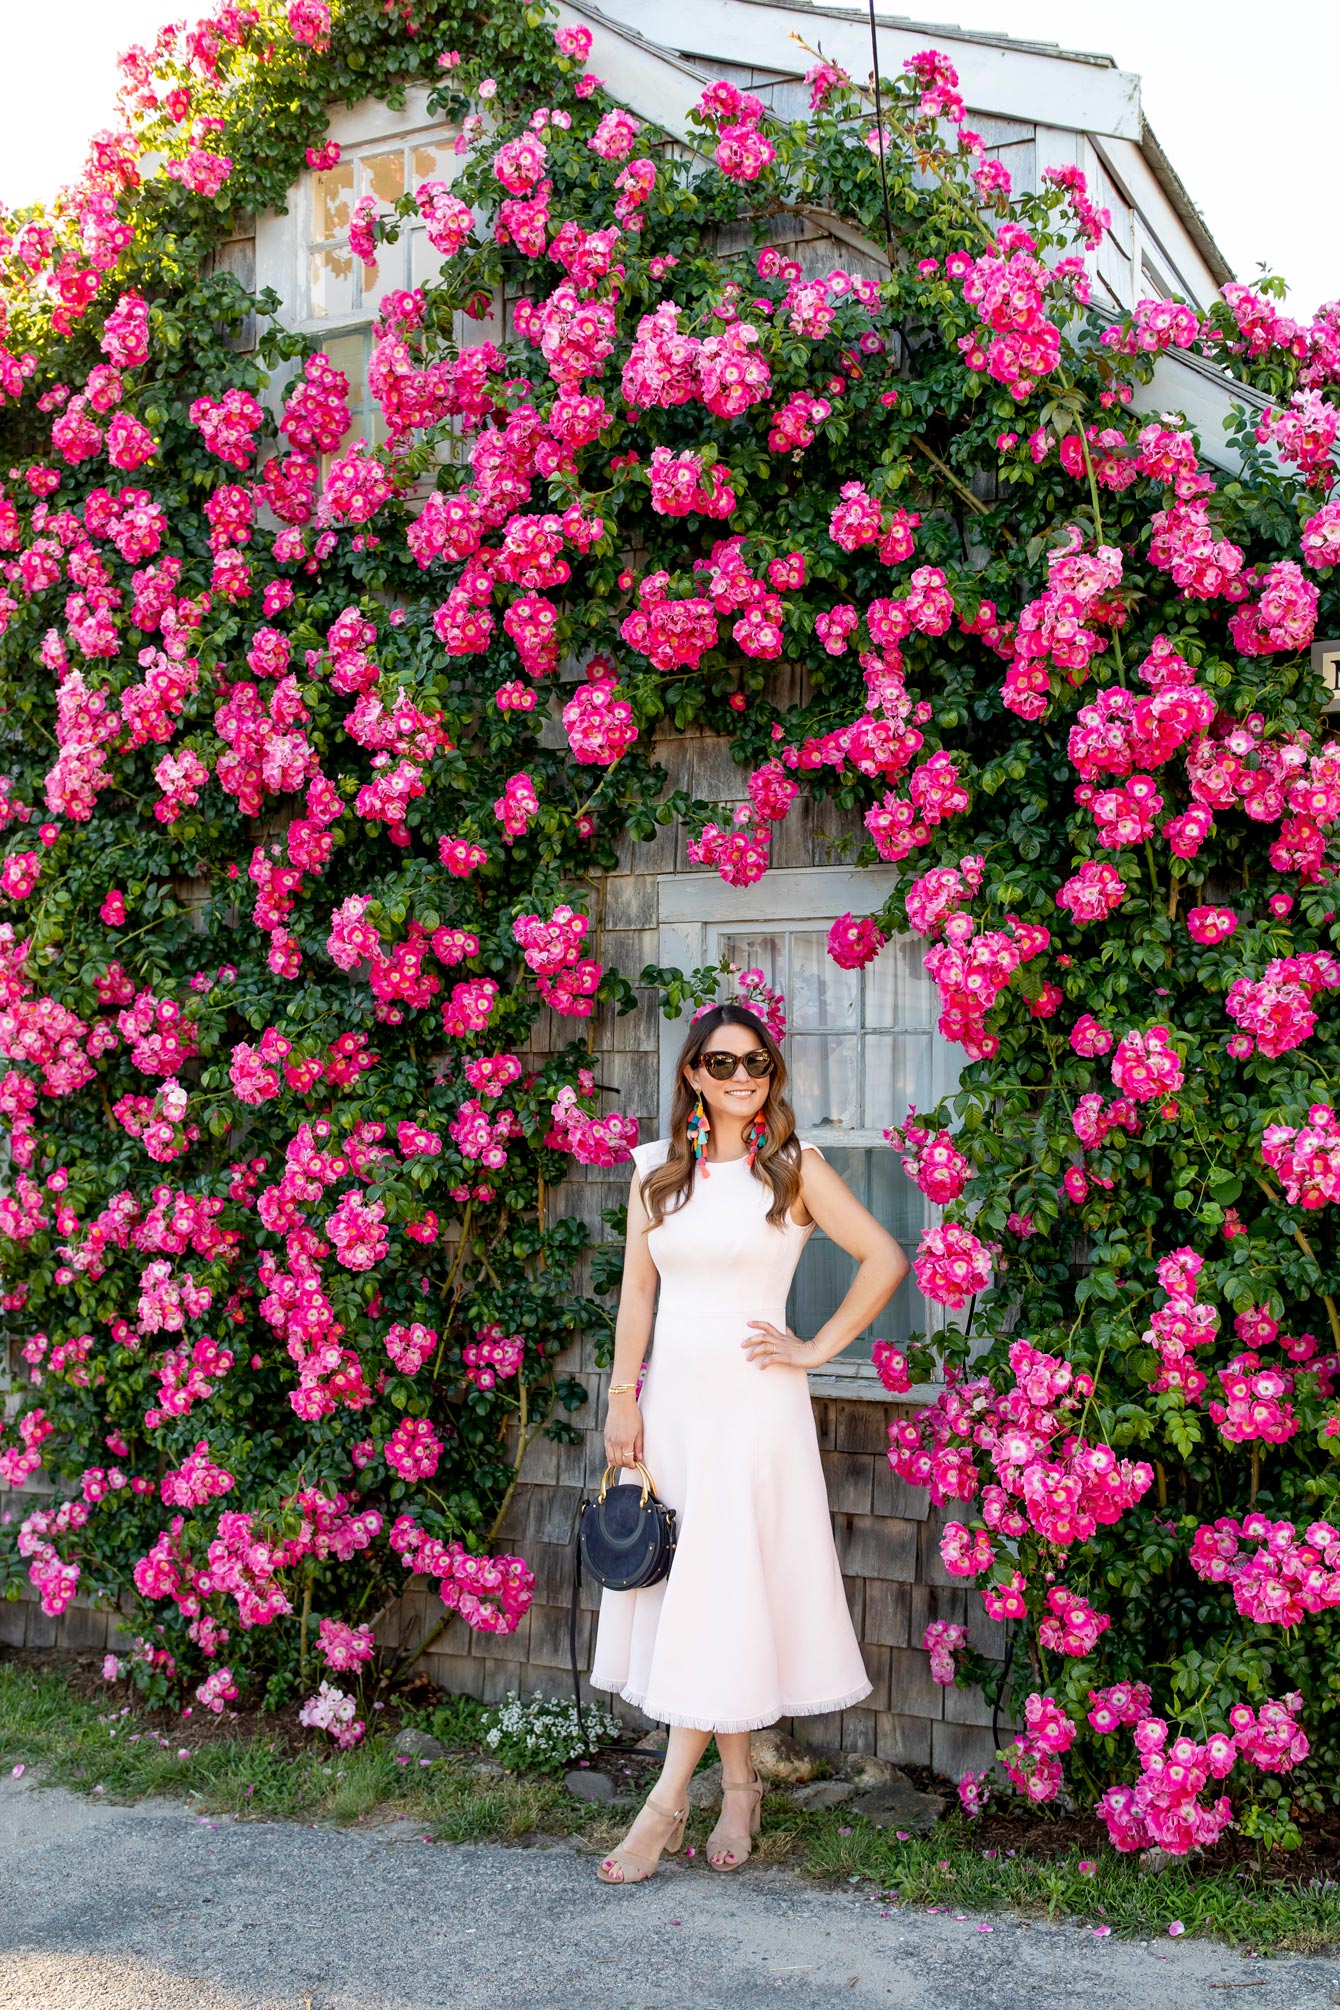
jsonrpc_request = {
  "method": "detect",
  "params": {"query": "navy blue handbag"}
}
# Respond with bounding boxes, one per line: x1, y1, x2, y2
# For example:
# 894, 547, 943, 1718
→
569, 1461, 677, 1737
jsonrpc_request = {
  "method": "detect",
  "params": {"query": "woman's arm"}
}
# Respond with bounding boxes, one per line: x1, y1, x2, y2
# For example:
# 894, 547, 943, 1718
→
603, 1166, 659, 1467
742, 1150, 910, 1371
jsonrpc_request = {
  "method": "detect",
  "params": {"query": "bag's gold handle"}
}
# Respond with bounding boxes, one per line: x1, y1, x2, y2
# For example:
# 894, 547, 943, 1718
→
597, 1460, 655, 1507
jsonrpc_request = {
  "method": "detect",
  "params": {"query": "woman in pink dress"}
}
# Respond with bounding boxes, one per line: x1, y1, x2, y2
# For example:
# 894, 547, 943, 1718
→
589, 1002, 910, 1884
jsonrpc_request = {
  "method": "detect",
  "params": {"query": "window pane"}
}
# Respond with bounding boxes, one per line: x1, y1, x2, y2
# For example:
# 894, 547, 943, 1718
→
790, 1033, 858, 1133
719, 933, 784, 993
791, 930, 858, 1030
792, 1234, 866, 1355
869, 1142, 929, 1250
309, 247, 355, 320
364, 151, 406, 205
864, 1032, 934, 1131
787, 1146, 932, 1358
412, 141, 458, 183
361, 249, 407, 320
320, 332, 367, 407
867, 1146, 934, 1346
790, 1146, 866, 1356
312, 162, 353, 239
866, 933, 937, 1030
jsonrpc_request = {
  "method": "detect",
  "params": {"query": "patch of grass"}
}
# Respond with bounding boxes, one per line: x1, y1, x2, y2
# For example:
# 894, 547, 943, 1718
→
797, 1815, 1340, 1955
0, 1662, 596, 1838
411, 1692, 491, 1750
4, 1660, 1339, 1952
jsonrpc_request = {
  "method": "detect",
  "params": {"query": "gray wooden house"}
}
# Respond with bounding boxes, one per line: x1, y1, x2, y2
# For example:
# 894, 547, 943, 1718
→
6, 2, 1257, 1776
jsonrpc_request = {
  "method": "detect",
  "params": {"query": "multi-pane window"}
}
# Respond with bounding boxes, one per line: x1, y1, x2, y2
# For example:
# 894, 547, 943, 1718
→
657, 870, 960, 1387
306, 134, 461, 326
294, 126, 501, 482
713, 924, 957, 1366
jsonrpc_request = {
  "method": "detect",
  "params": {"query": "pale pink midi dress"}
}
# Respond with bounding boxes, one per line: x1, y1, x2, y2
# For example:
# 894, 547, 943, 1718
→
589, 1136, 872, 1733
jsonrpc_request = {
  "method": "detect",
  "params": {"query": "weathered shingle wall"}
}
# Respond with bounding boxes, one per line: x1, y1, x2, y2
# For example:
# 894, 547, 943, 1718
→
372, 725, 1007, 1775
4, 723, 1005, 1775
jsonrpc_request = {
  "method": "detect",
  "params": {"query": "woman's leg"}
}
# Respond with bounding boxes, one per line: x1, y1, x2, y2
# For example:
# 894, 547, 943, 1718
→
598, 1725, 712, 1881
707, 1729, 759, 1868
654, 1724, 715, 1806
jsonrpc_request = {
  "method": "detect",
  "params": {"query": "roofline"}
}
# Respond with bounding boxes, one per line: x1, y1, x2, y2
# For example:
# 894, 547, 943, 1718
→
1138, 116, 1235, 290
566, 0, 1235, 294
742, 1, 1120, 71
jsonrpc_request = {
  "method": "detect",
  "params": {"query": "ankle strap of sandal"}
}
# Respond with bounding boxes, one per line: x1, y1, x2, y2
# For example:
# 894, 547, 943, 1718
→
647, 1796, 687, 1819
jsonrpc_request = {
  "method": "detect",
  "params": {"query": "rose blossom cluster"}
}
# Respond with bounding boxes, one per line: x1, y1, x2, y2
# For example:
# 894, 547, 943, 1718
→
1260, 1102, 1340, 1208
299, 1680, 365, 1748
1097, 1696, 1308, 1853
547, 1083, 638, 1166
891, 1341, 1152, 1589
1225, 950, 1340, 1058
1191, 1513, 1340, 1625
1000, 1691, 1076, 1803
1209, 1350, 1299, 1446
955, 225, 1090, 402
390, 1514, 534, 1634
1142, 1246, 1219, 1399
693, 79, 776, 182
316, 1618, 375, 1673
921, 911, 1047, 1061
462, 1323, 524, 1390
883, 1111, 973, 1203
923, 1619, 966, 1684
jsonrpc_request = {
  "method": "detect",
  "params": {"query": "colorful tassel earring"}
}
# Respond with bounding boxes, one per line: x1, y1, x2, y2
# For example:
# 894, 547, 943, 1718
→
744, 1112, 767, 1168
687, 1092, 711, 1176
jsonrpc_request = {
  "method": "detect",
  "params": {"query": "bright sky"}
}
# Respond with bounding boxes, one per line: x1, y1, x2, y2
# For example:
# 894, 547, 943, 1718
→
0, 0, 1333, 317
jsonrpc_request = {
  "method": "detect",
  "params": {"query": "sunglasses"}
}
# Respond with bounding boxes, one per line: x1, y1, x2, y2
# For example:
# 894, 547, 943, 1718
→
698, 1047, 774, 1081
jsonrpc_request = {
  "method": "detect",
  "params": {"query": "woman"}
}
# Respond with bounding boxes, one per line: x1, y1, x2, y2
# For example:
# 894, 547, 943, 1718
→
589, 1001, 910, 1884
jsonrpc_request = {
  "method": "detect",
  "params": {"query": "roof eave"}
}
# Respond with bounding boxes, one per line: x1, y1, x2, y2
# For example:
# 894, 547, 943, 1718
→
1138, 115, 1235, 291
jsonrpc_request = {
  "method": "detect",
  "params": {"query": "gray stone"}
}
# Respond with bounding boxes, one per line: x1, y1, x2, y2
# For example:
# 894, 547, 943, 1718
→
469, 1759, 507, 1784
790, 1779, 855, 1811
839, 1753, 912, 1790
634, 1728, 668, 1753
390, 1728, 444, 1761
687, 1760, 724, 1809
564, 1768, 618, 1803
1139, 1845, 1190, 1875
848, 1780, 946, 1834
748, 1727, 817, 1784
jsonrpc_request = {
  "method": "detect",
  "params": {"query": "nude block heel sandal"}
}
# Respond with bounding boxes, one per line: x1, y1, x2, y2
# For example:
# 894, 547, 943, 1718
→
706, 1771, 764, 1871
595, 1797, 688, 1885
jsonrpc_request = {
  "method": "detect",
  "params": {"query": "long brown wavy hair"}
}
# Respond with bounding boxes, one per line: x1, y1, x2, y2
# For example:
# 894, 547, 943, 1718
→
640, 1004, 802, 1230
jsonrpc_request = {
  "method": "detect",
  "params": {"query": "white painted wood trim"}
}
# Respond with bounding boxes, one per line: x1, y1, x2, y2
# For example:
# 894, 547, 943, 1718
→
586, 0, 1144, 141
1091, 135, 1220, 309
659, 865, 898, 926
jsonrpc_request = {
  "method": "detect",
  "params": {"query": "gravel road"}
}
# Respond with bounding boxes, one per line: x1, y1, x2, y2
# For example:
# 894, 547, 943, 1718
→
1, 1773, 1336, 2010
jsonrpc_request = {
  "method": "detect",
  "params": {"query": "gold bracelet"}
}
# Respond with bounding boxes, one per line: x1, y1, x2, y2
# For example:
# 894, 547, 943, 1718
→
608, 1382, 637, 1396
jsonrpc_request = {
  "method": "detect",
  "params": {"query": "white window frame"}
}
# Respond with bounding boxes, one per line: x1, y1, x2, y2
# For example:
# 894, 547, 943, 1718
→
257, 110, 504, 484
656, 867, 961, 1402
302, 128, 464, 332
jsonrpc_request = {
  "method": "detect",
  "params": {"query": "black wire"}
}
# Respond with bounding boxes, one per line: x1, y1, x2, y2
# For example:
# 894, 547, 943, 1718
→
991, 1624, 1015, 1753
866, 1, 895, 258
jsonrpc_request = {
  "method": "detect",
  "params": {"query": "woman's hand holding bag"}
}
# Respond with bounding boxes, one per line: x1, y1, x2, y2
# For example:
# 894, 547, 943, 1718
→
604, 1390, 643, 1469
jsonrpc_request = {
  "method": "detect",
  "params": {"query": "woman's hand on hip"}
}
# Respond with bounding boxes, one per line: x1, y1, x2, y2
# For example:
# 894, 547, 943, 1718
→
604, 1393, 643, 1469
741, 1320, 812, 1370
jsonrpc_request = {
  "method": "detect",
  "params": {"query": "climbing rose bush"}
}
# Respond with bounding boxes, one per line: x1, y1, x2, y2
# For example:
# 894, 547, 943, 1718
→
0, 4, 1338, 1849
